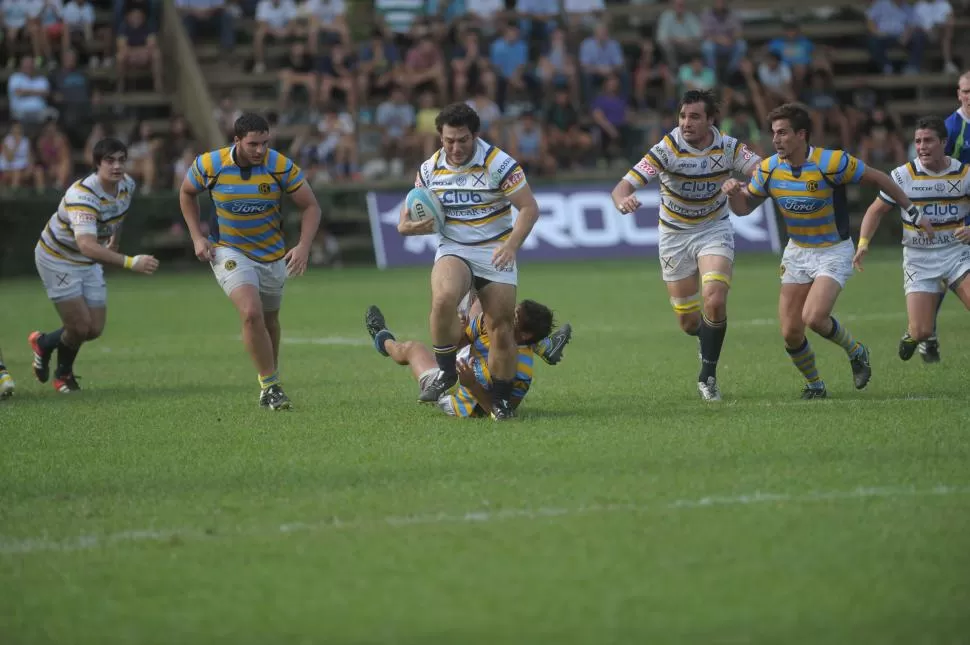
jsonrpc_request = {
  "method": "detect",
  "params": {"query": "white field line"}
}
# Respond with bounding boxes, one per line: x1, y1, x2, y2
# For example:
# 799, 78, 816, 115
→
2, 485, 968, 556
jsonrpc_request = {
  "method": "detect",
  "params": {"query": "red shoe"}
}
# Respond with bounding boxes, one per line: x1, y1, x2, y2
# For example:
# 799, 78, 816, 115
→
28, 331, 51, 383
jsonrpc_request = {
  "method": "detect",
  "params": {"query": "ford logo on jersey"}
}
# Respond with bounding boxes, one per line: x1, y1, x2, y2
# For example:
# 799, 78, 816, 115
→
922, 203, 961, 217
779, 197, 827, 214
439, 191, 485, 206
229, 199, 274, 214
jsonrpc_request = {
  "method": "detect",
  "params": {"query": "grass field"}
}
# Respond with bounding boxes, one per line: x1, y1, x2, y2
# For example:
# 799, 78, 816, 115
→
1, 250, 969, 645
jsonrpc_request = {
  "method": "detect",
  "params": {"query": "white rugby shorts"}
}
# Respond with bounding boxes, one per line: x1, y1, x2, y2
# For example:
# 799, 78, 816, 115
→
210, 245, 287, 311
780, 239, 854, 288
435, 239, 517, 286
658, 219, 735, 282
902, 244, 970, 295
34, 245, 107, 306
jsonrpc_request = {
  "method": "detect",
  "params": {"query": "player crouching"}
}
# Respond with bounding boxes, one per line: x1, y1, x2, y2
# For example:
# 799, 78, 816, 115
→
364, 300, 568, 418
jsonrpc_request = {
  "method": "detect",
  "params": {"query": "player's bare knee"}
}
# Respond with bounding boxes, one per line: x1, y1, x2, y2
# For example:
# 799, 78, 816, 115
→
239, 304, 265, 329
486, 317, 515, 348
678, 312, 701, 335
702, 288, 727, 320
803, 309, 831, 335
86, 325, 104, 341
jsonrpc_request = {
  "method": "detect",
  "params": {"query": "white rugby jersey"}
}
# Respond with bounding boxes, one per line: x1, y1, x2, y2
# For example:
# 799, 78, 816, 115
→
415, 138, 526, 245
37, 173, 136, 265
879, 158, 970, 249
623, 126, 760, 230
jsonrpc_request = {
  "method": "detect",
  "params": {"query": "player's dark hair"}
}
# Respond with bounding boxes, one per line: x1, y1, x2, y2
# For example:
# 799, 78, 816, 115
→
233, 112, 270, 139
914, 115, 947, 142
435, 102, 481, 135
680, 89, 719, 121
768, 102, 813, 143
92, 137, 127, 166
517, 300, 554, 344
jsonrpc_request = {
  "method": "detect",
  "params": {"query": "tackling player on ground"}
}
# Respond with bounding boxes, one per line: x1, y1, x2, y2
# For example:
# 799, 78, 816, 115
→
610, 90, 761, 401
364, 299, 559, 418
853, 116, 969, 360
179, 113, 322, 410
28, 138, 160, 393
724, 103, 932, 399
398, 103, 541, 421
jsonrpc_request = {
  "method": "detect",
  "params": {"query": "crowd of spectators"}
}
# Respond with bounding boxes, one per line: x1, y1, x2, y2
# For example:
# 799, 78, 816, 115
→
1, 0, 969, 193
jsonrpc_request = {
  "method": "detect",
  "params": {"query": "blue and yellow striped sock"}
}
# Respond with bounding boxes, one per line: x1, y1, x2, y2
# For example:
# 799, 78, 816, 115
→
258, 371, 280, 390
824, 316, 862, 358
534, 336, 553, 359
786, 339, 824, 388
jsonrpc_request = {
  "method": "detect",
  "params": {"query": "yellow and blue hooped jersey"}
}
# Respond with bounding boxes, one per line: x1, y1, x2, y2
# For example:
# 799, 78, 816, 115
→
748, 147, 865, 247
443, 313, 535, 418
187, 146, 305, 262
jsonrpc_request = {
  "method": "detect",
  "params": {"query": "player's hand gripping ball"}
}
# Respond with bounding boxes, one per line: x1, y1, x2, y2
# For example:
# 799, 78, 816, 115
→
405, 187, 446, 233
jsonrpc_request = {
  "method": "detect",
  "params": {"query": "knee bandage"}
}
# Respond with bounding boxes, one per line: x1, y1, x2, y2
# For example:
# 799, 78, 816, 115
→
702, 271, 732, 288
670, 294, 701, 316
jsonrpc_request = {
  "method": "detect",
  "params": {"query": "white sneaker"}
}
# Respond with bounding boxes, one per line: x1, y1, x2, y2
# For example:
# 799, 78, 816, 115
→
697, 376, 721, 402
0, 369, 15, 399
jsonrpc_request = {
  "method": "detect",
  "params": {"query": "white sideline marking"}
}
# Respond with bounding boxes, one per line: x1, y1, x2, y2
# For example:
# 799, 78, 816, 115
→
3, 485, 968, 555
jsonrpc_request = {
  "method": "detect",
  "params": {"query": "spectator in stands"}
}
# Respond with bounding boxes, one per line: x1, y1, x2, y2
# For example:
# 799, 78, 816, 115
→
466, 83, 502, 141
766, 21, 814, 90
278, 42, 317, 110
126, 120, 157, 191
562, 0, 605, 33
464, 0, 508, 37
801, 70, 851, 151
632, 37, 674, 110
451, 29, 496, 103
357, 27, 399, 106
757, 51, 795, 111
396, 35, 445, 103
116, 7, 162, 92
843, 76, 879, 133
515, 0, 558, 58
51, 48, 89, 144
507, 110, 553, 176
0, 121, 39, 190
83, 120, 110, 165
175, 0, 236, 53
590, 74, 627, 161
866, 0, 925, 74
252, 0, 297, 73
159, 114, 191, 187
306, 0, 349, 51
913, 0, 958, 74
490, 22, 532, 110
857, 107, 906, 165
414, 90, 440, 158
678, 53, 715, 94
720, 107, 765, 156
36, 0, 65, 67
655, 0, 701, 72
60, 0, 98, 66
700, 0, 746, 81
376, 85, 416, 176
545, 84, 593, 170
318, 40, 358, 114
579, 22, 626, 104
315, 104, 358, 179
2, 0, 43, 64
7, 56, 57, 123
172, 144, 195, 191
373, 0, 423, 46
35, 118, 73, 190
537, 27, 579, 107
213, 95, 242, 141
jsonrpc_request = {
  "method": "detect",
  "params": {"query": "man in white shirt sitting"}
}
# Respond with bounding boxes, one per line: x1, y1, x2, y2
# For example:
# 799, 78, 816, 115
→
913, 0, 958, 74
252, 0, 297, 72
7, 56, 58, 123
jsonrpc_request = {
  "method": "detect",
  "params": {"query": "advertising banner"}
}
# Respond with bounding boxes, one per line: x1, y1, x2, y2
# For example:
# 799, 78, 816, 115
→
366, 183, 781, 269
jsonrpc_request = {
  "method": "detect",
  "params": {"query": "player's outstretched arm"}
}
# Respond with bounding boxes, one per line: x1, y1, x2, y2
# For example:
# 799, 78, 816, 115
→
611, 179, 641, 214
853, 198, 893, 272
721, 178, 763, 215
75, 233, 158, 274
179, 175, 214, 262
283, 183, 322, 277
861, 167, 935, 238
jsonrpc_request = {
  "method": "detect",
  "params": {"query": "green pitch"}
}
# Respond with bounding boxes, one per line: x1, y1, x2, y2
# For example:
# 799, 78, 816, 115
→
1, 250, 968, 644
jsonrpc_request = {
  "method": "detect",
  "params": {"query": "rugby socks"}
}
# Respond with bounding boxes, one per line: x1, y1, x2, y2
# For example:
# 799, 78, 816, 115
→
38, 328, 63, 355
823, 316, 863, 359
698, 314, 727, 382
786, 339, 824, 388
433, 344, 458, 376
534, 336, 553, 359
54, 341, 80, 378
258, 370, 280, 390
492, 378, 513, 402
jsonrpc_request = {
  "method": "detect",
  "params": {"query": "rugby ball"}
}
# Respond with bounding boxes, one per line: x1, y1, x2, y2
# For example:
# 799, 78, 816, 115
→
406, 187, 445, 232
